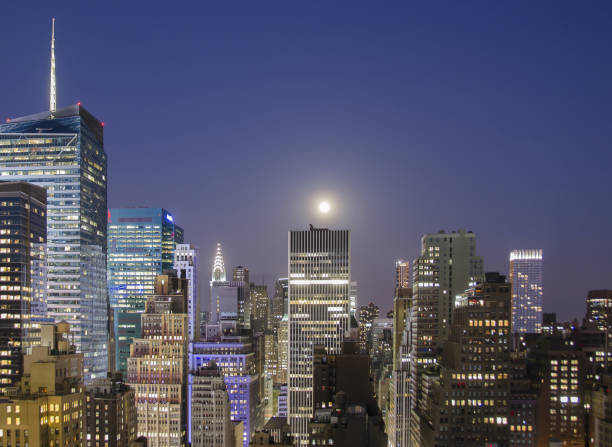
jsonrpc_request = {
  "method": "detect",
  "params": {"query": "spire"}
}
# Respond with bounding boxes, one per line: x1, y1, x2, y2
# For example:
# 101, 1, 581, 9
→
212, 243, 226, 282
49, 17, 56, 113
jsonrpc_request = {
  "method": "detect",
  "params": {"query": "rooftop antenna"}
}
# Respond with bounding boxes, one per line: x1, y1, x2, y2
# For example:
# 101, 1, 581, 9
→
49, 17, 56, 114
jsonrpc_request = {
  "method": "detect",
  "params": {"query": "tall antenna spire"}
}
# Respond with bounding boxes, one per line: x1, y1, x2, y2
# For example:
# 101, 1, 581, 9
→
49, 17, 56, 113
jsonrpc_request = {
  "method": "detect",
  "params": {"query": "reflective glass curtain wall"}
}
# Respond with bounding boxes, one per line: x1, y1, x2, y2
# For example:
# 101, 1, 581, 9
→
108, 207, 183, 372
0, 104, 108, 383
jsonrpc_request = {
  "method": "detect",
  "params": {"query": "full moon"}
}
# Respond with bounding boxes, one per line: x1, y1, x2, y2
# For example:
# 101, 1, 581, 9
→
318, 201, 331, 214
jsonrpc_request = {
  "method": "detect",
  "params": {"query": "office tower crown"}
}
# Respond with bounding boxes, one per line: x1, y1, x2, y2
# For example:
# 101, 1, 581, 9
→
212, 242, 226, 281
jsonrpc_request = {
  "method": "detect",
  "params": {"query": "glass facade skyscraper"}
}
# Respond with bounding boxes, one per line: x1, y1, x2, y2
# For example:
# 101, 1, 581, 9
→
108, 207, 184, 372
509, 249, 543, 334
0, 104, 108, 383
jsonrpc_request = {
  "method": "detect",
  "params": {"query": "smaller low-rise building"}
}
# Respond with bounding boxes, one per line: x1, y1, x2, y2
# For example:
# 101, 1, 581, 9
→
85, 373, 136, 447
0, 322, 85, 447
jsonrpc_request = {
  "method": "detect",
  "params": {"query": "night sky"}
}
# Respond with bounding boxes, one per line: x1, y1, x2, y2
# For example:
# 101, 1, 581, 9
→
1, 1, 611, 320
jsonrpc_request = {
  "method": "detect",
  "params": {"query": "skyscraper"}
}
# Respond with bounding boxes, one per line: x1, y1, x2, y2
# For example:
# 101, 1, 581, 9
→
423, 272, 513, 445
0, 182, 47, 394
108, 207, 184, 372
192, 248, 263, 447
0, 21, 108, 383
509, 249, 543, 334
174, 243, 199, 341
528, 335, 585, 446
189, 363, 234, 447
585, 289, 612, 332
411, 230, 484, 357
270, 278, 288, 335
251, 284, 270, 334
190, 336, 261, 447
233, 265, 249, 283
388, 260, 413, 447
409, 229, 483, 445
392, 289, 411, 371
209, 244, 250, 333
127, 271, 189, 447
288, 226, 351, 444
0, 104, 108, 383
358, 302, 380, 354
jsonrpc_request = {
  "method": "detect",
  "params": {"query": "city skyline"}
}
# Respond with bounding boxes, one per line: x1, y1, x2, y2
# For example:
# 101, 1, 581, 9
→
1, 3, 611, 323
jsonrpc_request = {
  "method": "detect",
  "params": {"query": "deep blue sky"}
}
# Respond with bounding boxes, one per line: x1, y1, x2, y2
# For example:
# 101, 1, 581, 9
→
2, 1, 611, 320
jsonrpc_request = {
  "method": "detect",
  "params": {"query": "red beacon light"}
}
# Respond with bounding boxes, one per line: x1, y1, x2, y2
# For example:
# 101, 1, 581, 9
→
5, 118, 10, 123
77, 101, 82, 106
101, 122, 105, 127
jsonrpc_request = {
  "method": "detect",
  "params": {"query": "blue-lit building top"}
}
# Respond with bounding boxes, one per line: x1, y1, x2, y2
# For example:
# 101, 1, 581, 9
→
0, 104, 108, 383
190, 337, 260, 447
108, 207, 183, 372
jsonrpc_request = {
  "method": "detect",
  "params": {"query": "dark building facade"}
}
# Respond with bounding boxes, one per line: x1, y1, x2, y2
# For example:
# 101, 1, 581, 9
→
422, 272, 513, 446
586, 290, 612, 332
525, 334, 586, 447
309, 341, 386, 447
0, 181, 46, 394
85, 374, 137, 447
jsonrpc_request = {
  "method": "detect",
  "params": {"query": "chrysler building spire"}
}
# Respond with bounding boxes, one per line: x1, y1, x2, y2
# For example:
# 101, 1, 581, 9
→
212, 243, 226, 282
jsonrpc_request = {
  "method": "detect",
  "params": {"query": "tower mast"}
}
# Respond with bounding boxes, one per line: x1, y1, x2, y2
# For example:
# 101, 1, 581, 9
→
49, 17, 56, 113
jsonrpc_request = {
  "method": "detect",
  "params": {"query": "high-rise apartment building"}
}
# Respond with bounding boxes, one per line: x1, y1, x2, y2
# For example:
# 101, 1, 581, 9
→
509, 249, 543, 334
85, 374, 137, 447
586, 289, 612, 332
423, 272, 513, 445
0, 182, 47, 393
409, 229, 483, 445
277, 315, 289, 385
411, 229, 484, 359
251, 284, 269, 333
270, 278, 288, 334
0, 103, 108, 384
288, 226, 351, 444
174, 243, 199, 341
127, 272, 189, 447
189, 363, 234, 447
358, 302, 380, 354
108, 207, 184, 373
392, 289, 411, 372
264, 331, 278, 382
528, 335, 586, 447
0, 322, 85, 447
